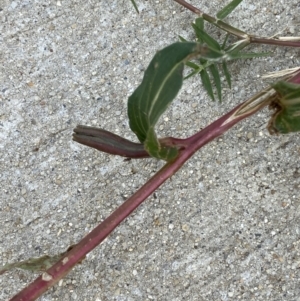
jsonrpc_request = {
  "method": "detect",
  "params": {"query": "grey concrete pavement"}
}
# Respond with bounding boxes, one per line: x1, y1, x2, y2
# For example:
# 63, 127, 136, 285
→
1, 0, 300, 300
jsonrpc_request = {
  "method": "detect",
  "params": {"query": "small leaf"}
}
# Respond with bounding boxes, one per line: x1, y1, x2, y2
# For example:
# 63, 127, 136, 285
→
184, 61, 205, 79
195, 17, 204, 31
221, 33, 230, 50
268, 81, 300, 134
186, 61, 201, 70
209, 64, 222, 101
129, 0, 139, 13
145, 128, 178, 161
185, 68, 203, 80
273, 81, 300, 98
227, 51, 271, 60
194, 17, 205, 43
0, 255, 62, 275
200, 69, 215, 101
192, 24, 221, 51
216, 0, 243, 20
128, 42, 223, 160
222, 61, 231, 88
0, 245, 85, 276
225, 39, 250, 53
178, 35, 188, 42
199, 57, 208, 65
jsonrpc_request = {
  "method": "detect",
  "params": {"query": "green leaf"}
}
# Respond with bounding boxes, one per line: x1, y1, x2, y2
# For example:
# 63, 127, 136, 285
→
222, 61, 231, 88
199, 57, 208, 65
209, 64, 222, 101
227, 51, 271, 60
128, 42, 223, 160
273, 81, 300, 98
225, 39, 249, 53
216, 0, 243, 20
192, 24, 221, 51
221, 33, 230, 50
195, 17, 204, 31
145, 128, 178, 161
185, 68, 203, 80
0, 245, 85, 276
186, 61, 201, 70
194, 18, 205, 42
0, 254, 63, 275
129, 0, 139, 13
200, 69, 215, 101
268, 81, 300, 134
178, 35, 188, 42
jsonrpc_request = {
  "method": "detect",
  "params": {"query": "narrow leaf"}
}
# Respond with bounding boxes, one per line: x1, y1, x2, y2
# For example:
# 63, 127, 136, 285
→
178, 35, 188, 42
222, 61, 232, 88
227, 51, 271, 60
128, 42, 223, 160
221, 33, 230, 50
184, 68, 203, 80
209, 64, 222, 101
129, 0, 139, 13
0, 245, 85, 276
195, 17, 204, 31
199, 57, 208, 65
186, 61, 201, 69
273, 81, 300, 98
0, 256, 62, 275
216, 0, 243, 20
184, 61, 205, 79
194, 17, 205, 43
145, 128, 178, 161
192, 24, 221, 51
225, 39, 250, 53
200, 69, 215, 101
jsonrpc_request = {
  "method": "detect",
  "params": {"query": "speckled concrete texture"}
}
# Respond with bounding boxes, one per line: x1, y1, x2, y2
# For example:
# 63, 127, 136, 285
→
1, 0, 300, 300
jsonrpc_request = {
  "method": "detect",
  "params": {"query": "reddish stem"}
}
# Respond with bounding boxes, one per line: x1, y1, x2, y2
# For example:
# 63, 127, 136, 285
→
290, 70, 300, 84
73, 125, 150, 158
250, 37, 300, 48
9, 90, 270, 301
173, 0, 300, 48
173, 0, 202, 14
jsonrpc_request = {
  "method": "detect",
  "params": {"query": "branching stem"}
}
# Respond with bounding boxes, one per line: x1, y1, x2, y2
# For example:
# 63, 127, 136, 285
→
173, 0, 300, 47
10, 87, 273, 301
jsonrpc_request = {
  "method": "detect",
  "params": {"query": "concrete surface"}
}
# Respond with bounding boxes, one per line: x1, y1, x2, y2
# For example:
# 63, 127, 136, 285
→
1, 0, 300, 300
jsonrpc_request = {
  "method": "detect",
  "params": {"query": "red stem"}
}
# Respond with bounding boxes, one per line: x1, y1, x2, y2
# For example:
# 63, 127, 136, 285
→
174, 0, 300, 48
290, 70, 300, 84
250, 37, 300, 48
173, 0, 202, 14
73, 125, 150, 158
9, 91, 269, 301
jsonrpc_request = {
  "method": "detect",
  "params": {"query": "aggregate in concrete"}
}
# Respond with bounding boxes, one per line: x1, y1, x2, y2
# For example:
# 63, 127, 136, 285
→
1, 0, 300, 300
